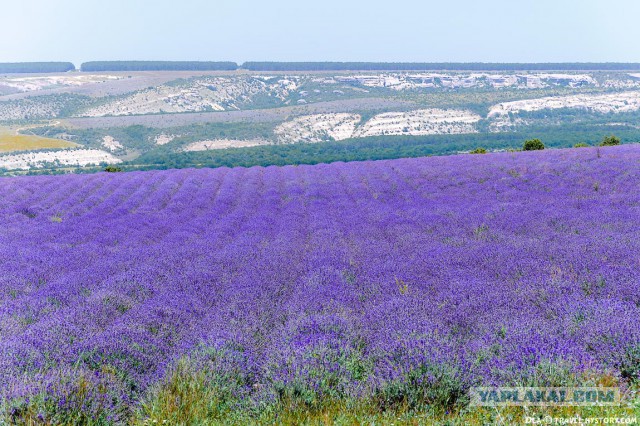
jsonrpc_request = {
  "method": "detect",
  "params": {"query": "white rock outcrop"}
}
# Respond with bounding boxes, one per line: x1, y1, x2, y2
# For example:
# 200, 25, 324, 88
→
274, 113, 361, 143
0, 149, 121, 170
489, 91, 640, 117
182, 139, 268, 151
354, 109, 481, 137
101, 136, 123, 152
273, 109, 482, 143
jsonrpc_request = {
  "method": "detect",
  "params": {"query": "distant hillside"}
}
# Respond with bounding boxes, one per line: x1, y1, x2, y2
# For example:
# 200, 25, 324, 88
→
0, 62, 75, 74
242, 62, 640, 71
80, 61, 238, 72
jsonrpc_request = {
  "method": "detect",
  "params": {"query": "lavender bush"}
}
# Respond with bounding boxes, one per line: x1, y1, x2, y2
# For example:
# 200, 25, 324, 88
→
0, 146, 639, 422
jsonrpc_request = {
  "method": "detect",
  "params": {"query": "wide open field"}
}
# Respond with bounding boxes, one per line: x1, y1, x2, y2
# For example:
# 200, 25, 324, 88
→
0, 127, 77, 152
0, 146, 639, 424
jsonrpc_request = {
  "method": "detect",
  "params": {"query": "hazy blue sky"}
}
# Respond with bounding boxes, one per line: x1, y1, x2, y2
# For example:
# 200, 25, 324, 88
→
2, 0, 639, 66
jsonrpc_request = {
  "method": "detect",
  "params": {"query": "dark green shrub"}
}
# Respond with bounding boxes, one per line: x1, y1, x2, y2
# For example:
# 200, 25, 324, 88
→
523, 139, 545, 151
619, 344, 640, 381
374, 363, 466, 413
599, 135, 620, 146
470, 148, 487, 154
574, 143, 590, 148
104, 166, 123, 173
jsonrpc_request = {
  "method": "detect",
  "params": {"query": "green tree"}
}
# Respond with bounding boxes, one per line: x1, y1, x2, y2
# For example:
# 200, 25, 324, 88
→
523, 139, 545, 151
470, 148, 487, 154
599, 135, 620, 146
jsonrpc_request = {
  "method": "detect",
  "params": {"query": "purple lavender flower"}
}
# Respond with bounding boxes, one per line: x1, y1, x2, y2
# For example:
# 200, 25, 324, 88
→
0, 146, 638, 419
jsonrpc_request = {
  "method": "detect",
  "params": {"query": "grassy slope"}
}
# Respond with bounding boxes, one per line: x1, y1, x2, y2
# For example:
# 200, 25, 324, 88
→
0, 129, 77, 153
132, 355, 638, 425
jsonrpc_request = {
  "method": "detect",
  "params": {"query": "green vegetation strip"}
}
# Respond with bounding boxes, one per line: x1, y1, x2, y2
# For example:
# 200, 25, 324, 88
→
124, 125, 640, 171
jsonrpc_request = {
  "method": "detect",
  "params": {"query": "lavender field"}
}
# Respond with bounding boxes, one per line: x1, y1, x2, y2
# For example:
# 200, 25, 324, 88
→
1, 146, 640, 423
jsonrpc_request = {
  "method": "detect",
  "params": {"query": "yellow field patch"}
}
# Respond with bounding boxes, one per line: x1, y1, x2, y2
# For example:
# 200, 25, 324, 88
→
0, 129, 77, 153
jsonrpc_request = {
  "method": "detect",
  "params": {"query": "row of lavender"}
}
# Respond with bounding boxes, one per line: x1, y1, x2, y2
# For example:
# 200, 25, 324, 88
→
0, 146, 639, 418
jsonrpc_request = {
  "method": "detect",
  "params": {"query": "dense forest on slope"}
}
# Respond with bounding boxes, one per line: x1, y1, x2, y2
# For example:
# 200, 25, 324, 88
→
0, 62, 76, 73
80, 61, 239, 71
241, 62, 640, 71
119, 124, 640, 172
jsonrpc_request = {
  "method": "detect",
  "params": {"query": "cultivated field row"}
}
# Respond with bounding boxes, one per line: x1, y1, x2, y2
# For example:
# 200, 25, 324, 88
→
1, 146, 639, 422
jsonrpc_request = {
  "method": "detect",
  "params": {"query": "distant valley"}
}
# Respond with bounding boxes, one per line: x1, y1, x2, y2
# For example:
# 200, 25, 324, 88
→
1, 64, 640, 173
